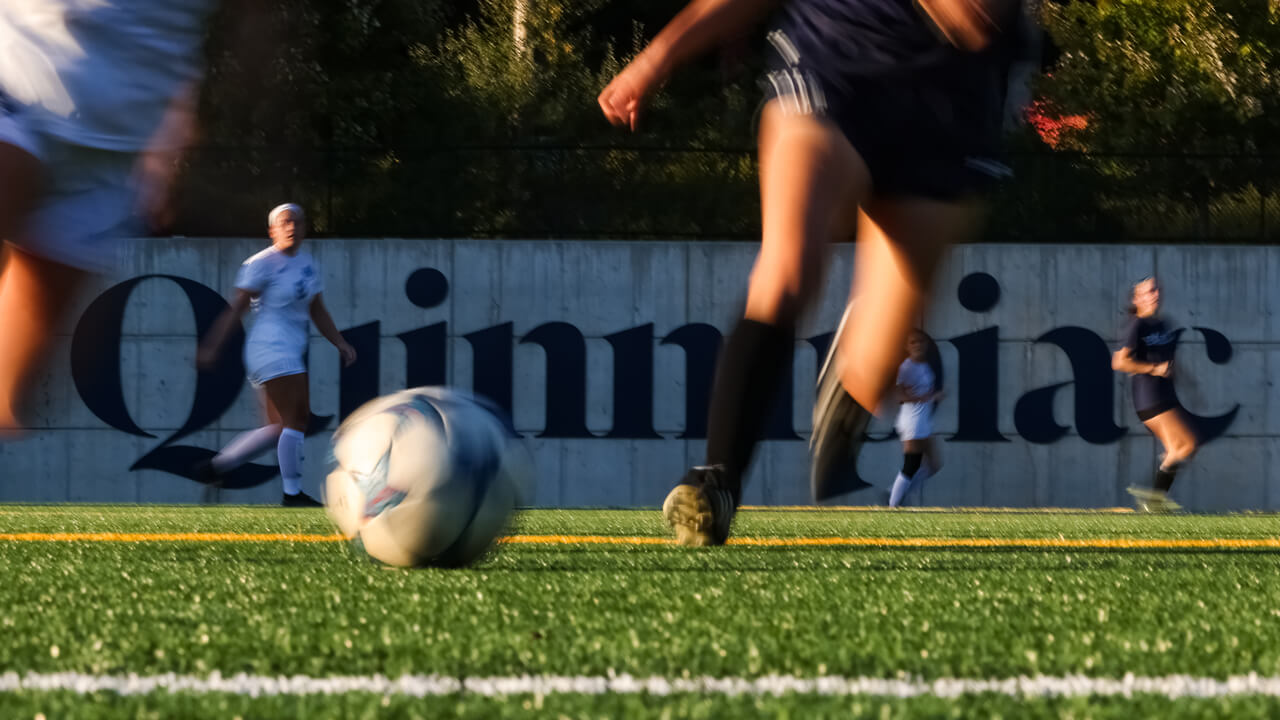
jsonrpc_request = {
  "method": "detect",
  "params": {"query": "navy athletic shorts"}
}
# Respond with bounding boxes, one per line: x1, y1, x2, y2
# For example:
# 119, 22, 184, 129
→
759, 27, 1011, 199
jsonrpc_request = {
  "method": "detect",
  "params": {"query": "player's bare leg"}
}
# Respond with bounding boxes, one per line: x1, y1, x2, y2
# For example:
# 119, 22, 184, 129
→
812, 196, 981, 500
1129, 410, 1197, 512
0, 142, 50, 433
0, 246, 88, 433
0, 137, 85, 435
664, 101, 869, 546
263, 372, 320, 507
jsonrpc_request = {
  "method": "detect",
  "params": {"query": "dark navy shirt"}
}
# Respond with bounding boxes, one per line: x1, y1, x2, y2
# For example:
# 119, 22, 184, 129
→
776, 0, 1018, 81
1123, 315, 1177, 412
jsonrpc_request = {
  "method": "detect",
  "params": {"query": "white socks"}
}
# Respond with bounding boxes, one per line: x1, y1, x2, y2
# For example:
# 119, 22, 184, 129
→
889, 465, 934, 508
889, 472, 912, 508
211, 424, 283, 473
278, 428, 305, 495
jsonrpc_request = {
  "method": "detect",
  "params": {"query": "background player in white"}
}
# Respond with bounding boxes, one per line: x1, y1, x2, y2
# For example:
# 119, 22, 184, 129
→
889, 329, 944, 507
196, 204, 357, 507
0, 0, 225, 433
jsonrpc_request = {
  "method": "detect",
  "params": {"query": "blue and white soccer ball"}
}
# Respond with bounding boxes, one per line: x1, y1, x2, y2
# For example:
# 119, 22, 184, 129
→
325, 387, 530, 568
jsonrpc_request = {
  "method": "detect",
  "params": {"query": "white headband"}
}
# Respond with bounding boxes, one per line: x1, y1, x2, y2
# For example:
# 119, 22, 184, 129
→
268, 203, 304, 227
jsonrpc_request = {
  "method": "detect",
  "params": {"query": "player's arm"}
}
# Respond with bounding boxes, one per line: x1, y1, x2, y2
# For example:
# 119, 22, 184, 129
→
309, 294, 357, 368
915, 0, 1023, 53
1110, 348, 1169, 377
136, 81, 201, 232
196, 289, 254, 369
599, 0, 779, 131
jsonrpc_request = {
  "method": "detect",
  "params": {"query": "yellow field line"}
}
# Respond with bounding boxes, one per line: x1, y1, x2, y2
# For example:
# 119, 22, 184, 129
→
502, 535, 1280, 549
1, 532, 1277, 550
738, 506, 1137, 513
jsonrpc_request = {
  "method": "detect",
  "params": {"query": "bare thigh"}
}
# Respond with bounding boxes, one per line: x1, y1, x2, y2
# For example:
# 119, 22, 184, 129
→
1142, 409, 1198, 464
903, 436, 943, 466
902, 438, 928, 455
838, 197, 982, 409
745, 100, 871, 325
258, 387, 283, 426
261, 373, 310, 431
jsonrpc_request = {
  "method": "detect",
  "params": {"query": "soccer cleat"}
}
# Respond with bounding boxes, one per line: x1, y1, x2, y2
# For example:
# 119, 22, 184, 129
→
282, 491, 324, 508
1126, 486, 1182, 514
191, 459, 220, 486
662, 465, 737, 547
810, 303, 873, 502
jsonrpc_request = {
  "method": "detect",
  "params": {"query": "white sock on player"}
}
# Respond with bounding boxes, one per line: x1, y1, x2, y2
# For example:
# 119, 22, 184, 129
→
889, 471, 912, 508
211, 424, 283, 473
278, 428, 305, 495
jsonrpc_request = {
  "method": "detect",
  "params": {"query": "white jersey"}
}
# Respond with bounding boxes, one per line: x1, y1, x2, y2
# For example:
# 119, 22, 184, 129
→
235, 247, 323, 357
0, 0, 217, 150
895, 358, 936, 440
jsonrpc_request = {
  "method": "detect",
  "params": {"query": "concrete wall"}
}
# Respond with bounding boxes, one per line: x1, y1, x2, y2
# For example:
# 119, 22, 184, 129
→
1, 239, 1273, 510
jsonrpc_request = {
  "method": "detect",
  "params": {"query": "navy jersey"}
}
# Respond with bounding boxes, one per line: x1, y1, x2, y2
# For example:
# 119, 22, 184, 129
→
776, 0, 1018, 82
1123, 315, 1178, 413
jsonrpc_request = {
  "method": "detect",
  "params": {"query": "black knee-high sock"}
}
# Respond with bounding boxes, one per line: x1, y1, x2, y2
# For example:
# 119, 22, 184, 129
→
1152, 465, 1177, 493
703, 318, 795, 497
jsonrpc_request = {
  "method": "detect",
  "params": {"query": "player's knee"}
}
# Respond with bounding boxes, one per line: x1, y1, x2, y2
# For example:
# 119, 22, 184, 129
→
281, 405, 308, 432
747, 259, 824, 321
745, 283, 811, 325
902, 452, 923, 477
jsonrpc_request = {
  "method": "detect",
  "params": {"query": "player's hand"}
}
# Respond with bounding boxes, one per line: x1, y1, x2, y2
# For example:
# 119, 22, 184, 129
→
1152, 362, 1172, 378
338, 342, 357, 368
598, 54, 663, 131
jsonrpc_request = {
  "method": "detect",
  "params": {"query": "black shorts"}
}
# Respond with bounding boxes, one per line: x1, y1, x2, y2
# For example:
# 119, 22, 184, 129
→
759, 28, 1010, 199
1136, 400, 1179, 423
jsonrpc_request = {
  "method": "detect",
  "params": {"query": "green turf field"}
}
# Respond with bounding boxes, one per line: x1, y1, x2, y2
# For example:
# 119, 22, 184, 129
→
3, 506, 1280, 718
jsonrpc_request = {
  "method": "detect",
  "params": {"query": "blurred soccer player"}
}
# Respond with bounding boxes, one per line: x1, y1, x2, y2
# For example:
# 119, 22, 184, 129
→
196, 204, 356, 507
600, 0, 1020, 545
1112, 277, 1196, 513
0, 1, 223, 433
889, 329, 944, 508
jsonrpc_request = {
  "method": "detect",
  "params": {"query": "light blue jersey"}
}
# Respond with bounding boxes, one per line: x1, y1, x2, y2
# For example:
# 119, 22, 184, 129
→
0, 0, 218, 150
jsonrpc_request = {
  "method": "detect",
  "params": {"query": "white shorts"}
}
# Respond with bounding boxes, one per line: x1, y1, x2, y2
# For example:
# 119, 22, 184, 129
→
895, 405, 934, 441
0, 108, 138, 274
244, 344, 307, 387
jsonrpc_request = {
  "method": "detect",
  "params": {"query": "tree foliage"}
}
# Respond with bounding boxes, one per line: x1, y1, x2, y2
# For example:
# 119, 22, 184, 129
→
179, 0, 757, 237
1031, 0, 1280, 239
174, 0, 1279, 241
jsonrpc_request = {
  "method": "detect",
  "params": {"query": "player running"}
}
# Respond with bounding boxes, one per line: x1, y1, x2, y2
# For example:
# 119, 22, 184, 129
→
889, 329, 944, 507
1112, 276, 1196, 513
196, 204, 356, 507
599, 0, 1021, 544
0, 0, 225, 433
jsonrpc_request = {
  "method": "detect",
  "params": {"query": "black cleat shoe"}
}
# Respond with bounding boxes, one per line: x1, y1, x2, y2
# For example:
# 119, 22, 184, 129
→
810, 303, 873, 502
662, 465, 737, 547
282, 491, 323, 508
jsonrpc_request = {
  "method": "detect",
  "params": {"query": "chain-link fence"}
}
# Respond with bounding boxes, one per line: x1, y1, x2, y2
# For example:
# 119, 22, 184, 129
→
170, 146, 1278, 243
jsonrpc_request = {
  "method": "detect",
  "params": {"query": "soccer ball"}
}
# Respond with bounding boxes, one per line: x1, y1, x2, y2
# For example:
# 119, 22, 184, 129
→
325, 387, 529, 568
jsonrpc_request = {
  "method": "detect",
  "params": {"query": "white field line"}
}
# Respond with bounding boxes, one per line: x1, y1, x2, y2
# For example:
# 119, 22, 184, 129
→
5, 672, 1280, 699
